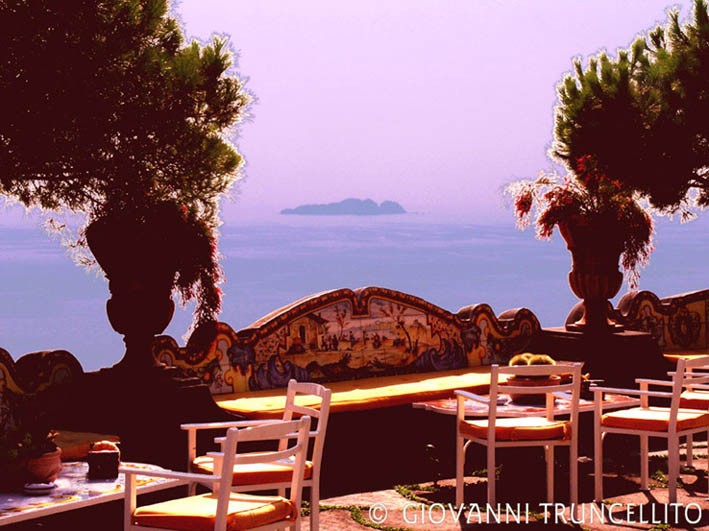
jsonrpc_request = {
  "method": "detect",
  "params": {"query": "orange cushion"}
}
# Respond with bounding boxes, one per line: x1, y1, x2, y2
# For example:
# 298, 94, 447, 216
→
191, 454, 313, 486
680, 391, 709, 411
601, 407, 709, 432
459, 417, 571, 441
54, 432, 120, 461
215, 367, 507, 419
132, 492, 295, 531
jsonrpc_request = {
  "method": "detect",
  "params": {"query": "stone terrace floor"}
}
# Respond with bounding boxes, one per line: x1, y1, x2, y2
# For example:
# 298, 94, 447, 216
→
5, 440, 709, 530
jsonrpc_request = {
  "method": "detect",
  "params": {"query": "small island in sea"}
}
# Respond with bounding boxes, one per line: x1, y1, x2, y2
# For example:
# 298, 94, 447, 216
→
280, 198, 406, 216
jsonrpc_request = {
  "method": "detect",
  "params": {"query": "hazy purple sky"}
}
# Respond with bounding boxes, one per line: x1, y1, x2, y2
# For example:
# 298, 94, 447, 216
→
173, 0, 694, 223
0, 0, 695, 227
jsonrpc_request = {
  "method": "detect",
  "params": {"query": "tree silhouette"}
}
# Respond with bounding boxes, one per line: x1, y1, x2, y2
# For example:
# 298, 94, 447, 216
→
0, 0, 251, 328
552, 0, 708, 215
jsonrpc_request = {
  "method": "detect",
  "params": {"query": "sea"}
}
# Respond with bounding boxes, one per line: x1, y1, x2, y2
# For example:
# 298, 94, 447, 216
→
1, 212, 707, 372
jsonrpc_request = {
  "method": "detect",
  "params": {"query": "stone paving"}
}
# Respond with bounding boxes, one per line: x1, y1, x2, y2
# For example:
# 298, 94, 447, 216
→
301, 442, 709, 530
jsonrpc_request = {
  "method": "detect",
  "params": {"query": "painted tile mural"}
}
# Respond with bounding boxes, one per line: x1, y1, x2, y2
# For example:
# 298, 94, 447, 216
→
155, 287, 541, 394
614, 289, 709, 351
0, 348, 83, 434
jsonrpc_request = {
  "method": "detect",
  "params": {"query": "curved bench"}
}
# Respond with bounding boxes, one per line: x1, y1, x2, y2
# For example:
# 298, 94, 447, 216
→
154, 286, 541, 418
613, 289, 709, 362
0, 348, 118, 461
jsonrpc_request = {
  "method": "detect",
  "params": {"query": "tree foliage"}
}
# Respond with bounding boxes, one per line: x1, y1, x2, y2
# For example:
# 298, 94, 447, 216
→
552, 0, 708, 214
0, 0, 251, 327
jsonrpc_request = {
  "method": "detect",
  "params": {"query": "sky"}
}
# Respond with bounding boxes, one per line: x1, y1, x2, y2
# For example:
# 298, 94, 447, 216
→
170, 0, 695, 224
0, 0, 696, 227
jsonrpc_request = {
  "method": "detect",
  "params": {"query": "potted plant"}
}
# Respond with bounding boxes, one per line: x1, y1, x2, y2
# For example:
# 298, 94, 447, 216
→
0, 1, 251, 371
0, 408, 62, 490
506, 155, 654, 332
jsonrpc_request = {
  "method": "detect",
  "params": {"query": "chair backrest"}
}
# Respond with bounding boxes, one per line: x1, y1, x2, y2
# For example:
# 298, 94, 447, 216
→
279, 379, 332, 476
665, 356, 709, 428
212, 417, 311, 530
678, 355, 709, 392
488, 362, 583, 440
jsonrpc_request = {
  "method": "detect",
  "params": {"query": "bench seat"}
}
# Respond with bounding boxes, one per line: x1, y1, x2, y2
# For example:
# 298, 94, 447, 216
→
215, 366, 503, 419
664, 349, 709, 363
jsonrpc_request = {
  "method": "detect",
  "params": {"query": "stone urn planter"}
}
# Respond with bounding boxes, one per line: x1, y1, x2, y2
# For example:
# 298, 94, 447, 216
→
559, 217, 624, 333
85, 208, 182, 372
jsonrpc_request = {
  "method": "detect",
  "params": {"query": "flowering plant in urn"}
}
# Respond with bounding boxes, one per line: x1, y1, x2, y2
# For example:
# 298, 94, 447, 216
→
507, 155, 654, 331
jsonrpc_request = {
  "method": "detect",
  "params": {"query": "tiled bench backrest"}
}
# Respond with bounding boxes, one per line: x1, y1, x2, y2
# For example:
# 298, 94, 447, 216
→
155, 286, 541, 395
614, 289, 709, 352
0, 348, 84, 435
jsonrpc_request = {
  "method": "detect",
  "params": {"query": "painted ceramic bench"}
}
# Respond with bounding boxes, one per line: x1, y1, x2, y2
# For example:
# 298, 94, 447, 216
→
612, 288, 709, 362
154, 286, 541, 418
0, 348, 119, 464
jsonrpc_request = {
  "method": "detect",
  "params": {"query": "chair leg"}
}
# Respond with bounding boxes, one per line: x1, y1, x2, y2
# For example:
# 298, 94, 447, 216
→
569, 442, 578, 508
456, 434, 465, 507
594, 428, 603, 502
686, 434, 694, 467
640, 435, 649, 491
487, 444, 496, 507
124, 473, 136, 531
544, 445, 554, 503
668, 436, 679, 504
311, 482, 320, 531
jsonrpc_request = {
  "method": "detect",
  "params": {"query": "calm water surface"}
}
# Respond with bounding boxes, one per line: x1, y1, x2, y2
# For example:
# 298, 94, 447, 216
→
0, 213, 707, 371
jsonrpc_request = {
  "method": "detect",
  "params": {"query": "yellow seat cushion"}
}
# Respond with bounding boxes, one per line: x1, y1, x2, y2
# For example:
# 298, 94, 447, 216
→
132, 492, 295, 531
601, 407, 709, 432
215, 366, 506, 419
459, 417, 571, 441
191, 454, 313, 485
680, 390, 709, 411
54, 431, 120, 460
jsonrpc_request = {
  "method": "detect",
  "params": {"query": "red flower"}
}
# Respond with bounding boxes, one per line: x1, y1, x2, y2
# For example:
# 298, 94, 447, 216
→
505, 154, 654, 288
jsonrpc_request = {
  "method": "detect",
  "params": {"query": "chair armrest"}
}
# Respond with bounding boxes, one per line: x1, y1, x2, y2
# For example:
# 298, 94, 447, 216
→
454, 390, 489, 403
635, 378, 674, 387
180, 419, 281, 431
682, 383, 709, 390
592, 386, 672, 398
119, 466, 218, 483
213, 430, 318, 447
552, 391, 572, 400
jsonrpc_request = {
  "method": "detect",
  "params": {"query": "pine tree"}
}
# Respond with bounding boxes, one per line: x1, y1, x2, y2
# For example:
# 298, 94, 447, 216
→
0, 0, 251, 326
552, 0, 708, 215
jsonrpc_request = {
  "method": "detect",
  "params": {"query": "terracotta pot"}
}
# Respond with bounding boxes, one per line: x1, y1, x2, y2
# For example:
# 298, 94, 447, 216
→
86, 208, 180, 371
26, 448, 62, 483
559, 218, 624, 333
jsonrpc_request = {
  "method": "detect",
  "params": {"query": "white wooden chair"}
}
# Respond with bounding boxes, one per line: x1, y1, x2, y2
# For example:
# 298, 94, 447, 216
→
673, 361, 709, 468
593, 355, 709, 503
455, 362, 582, 508
181, 380, 331, 530
122, 416, 311, 531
